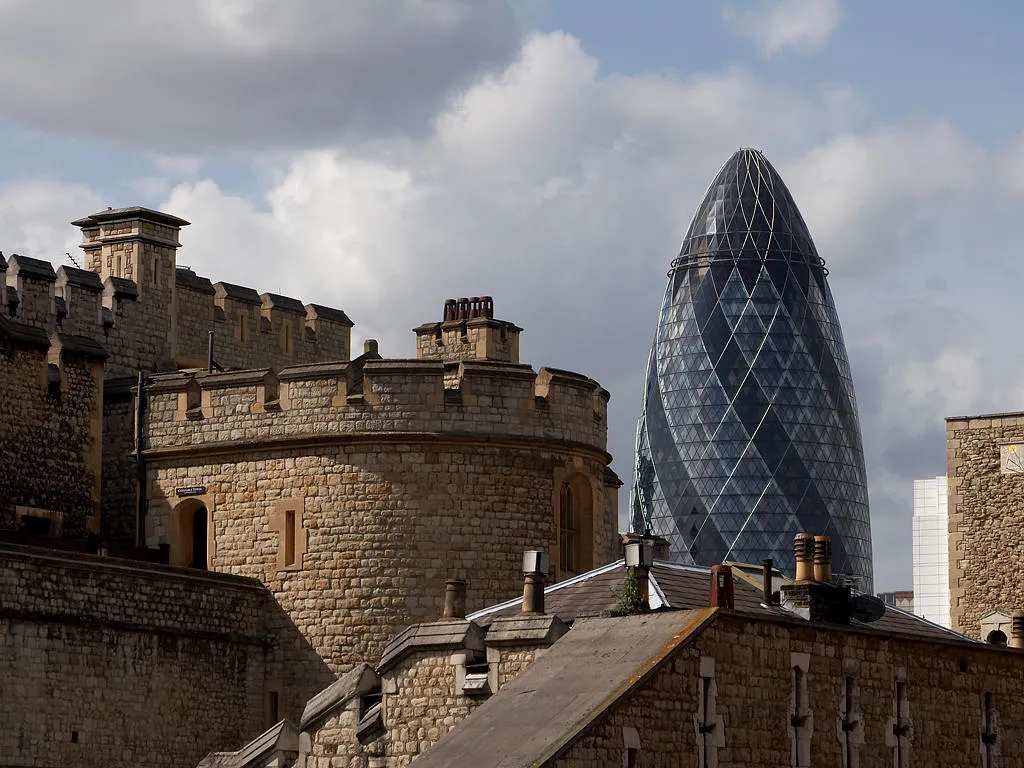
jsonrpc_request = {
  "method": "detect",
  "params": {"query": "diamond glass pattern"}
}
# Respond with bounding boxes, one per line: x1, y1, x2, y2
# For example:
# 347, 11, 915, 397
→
630, 149, 874, 591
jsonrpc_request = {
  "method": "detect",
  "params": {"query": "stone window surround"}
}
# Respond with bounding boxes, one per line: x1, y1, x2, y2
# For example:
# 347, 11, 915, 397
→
790, 652, 812, 768
269, 497, 307, 572
694, 655, 723, 768
837, 659, 863, 768
552, 465, 595, 581
981, 679, 1000, 768
885, 666, 912, 768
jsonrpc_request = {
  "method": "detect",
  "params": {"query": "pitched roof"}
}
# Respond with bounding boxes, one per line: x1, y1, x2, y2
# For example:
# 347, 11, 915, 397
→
195, 719, 298, 768
412, 610, 715, 768
468, 560, 973, 645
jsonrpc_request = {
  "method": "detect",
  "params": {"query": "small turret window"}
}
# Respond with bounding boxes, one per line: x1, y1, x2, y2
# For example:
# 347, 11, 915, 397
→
559, 482, 576, 574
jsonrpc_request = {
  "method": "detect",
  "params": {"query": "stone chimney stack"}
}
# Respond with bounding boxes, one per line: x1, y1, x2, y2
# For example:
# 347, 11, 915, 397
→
624, 537, 655, 610
709, 564, 735, 609
414, 297, 522, 364
441, 578, 467, 620
521, 550, 549, 614
781, 532, 851, 624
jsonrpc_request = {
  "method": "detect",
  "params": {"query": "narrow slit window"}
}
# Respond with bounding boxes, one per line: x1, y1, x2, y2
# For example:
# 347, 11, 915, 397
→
559, 482, 576, 573
284, 510, 296, 567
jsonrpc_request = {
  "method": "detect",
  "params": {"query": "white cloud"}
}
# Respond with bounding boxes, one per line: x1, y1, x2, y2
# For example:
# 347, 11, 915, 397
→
0, 182, 101, 262
786, 121, 987, 274
724, 0, 842, 56
3, 30, 1016, 592
0, 0, 521, 151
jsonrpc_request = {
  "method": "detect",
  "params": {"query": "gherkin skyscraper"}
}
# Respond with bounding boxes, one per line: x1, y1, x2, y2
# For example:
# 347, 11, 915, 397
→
630, 148, 873, 591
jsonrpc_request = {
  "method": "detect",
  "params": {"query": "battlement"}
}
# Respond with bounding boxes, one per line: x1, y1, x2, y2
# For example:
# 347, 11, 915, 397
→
142, 353, 610, 458
0, 205, 353, 378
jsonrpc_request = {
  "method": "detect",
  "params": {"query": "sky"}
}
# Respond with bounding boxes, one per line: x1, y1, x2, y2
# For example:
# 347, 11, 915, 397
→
0, 0, 1020, 591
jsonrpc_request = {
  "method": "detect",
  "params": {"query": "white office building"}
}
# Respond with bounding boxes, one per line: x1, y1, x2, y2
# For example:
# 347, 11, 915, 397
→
912, 476, 949, 627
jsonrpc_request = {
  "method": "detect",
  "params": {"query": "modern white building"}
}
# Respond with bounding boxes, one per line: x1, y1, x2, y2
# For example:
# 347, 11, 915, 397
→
912, 476, 949, 627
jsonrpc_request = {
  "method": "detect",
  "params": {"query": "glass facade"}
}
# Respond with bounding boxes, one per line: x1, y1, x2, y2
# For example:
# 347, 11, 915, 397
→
630, 148, 873, 591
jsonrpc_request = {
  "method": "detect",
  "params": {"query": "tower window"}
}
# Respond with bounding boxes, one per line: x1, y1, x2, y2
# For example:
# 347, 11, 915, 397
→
272, 498, 306, 571
284, 510, 296, 567
559, 482, 576, 574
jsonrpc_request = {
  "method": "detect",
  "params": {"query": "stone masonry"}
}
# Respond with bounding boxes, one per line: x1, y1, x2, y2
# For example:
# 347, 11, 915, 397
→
0, 543, 272, 768
946, 411, 1024, 637
1, 207, 353, 545
140, 351, 619, 724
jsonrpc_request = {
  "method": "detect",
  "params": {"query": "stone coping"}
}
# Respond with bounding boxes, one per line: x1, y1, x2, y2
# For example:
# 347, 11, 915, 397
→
0, 541, 266, 594
7, 254, 56, 281
300, 663, 380, 732
377, 620, 486, 675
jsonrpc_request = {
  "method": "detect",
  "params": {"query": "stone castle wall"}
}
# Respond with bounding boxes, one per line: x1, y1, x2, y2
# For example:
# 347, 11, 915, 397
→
946, 412, 1024, 637
1, 207, 353, 544
0, 543, 270, 768
0, 321, 103, 537
138, 357, 618, 723
555, 612, 1024, 766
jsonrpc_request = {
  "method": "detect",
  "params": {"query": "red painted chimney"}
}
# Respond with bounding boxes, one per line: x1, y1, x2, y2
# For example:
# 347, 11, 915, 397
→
710, 564, 735, 609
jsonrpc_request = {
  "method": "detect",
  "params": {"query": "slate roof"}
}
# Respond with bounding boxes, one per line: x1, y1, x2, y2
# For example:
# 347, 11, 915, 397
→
468, 559, 973, 645
412, 610, 716, 768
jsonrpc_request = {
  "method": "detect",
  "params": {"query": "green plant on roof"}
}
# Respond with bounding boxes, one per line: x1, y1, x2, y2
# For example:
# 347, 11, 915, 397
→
615, 569, 646, 615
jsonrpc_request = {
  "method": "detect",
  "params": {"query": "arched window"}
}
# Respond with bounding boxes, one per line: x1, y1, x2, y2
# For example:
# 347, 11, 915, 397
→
558, 473, 594, 578
560, 482, 576, 574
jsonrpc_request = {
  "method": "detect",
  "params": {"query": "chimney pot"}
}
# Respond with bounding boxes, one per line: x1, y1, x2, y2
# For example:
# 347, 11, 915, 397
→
813, 535, 832, 583
761, 558, 774, 604
441, 578, 467, 620
794, 533, 815, 582
521, 550, 549, 614
709, 564, 735, 609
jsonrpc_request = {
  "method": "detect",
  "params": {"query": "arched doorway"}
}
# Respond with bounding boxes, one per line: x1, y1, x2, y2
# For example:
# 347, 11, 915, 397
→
190, 506, 208, 569
171, 498, 210, 570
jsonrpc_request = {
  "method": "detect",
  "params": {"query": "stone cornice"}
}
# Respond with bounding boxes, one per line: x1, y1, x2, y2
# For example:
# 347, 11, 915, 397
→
142, 430, 612, 465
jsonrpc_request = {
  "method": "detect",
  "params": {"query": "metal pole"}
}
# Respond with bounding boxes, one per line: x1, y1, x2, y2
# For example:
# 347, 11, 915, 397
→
134, 370, 146, 548
207, 330, 215, 375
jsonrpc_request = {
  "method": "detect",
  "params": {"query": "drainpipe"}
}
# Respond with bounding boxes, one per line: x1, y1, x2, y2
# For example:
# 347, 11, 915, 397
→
134, 370, 146, 548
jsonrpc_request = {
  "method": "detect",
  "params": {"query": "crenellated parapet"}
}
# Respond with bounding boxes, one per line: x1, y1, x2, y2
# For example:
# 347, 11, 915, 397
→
0, 207, 353, 380
174, 268, 352, 372
142, 354, 609, 457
